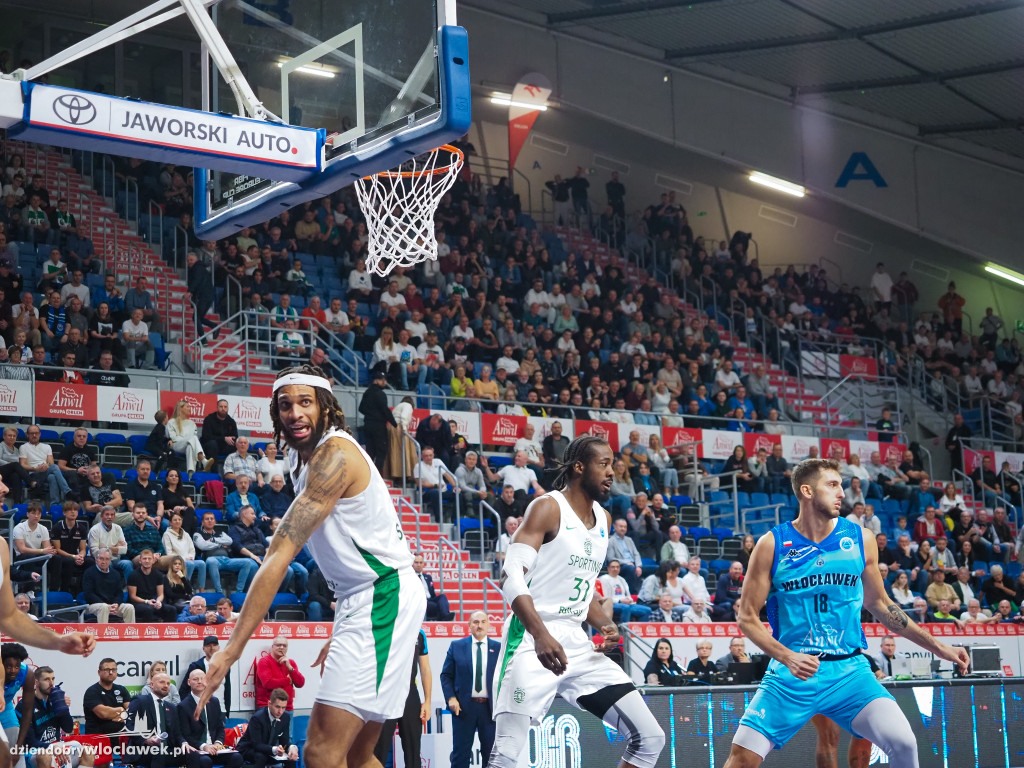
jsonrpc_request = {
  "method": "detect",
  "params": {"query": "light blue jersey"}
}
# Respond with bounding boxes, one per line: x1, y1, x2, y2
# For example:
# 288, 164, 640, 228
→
766, 517, 867, 656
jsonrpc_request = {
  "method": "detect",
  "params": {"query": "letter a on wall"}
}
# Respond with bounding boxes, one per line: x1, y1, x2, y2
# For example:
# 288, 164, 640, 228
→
836, 152, 888, 188
508, 73, 552, 171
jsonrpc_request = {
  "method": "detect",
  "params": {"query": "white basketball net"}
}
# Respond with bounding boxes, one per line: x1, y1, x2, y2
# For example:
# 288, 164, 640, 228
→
355, 144, 465, 277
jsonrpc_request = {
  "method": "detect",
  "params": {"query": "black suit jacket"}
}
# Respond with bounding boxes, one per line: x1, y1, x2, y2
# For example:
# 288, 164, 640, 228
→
177, 694, 227, 749
127, 693, 183, 755
180, 658, 231, 715
236, 707, 291, 761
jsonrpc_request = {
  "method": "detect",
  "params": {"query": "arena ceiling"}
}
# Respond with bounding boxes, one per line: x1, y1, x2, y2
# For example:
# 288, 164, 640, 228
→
467, 0, 1024, 161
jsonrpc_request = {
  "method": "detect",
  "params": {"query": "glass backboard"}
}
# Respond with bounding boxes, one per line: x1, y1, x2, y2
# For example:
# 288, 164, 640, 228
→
194, 0, 469, 239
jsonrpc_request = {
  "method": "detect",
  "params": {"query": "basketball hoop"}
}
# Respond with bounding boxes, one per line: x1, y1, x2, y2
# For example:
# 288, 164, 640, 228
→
355, 144, 464, 277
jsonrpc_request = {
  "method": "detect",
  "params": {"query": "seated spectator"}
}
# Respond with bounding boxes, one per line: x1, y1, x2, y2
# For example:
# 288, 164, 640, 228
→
82, 549, 135, 623
51, 501, 91, 593
512, 423, 544, 475
230, 505, 293, 592
607, 459, 636, 517
121, 308, 156, 369
681, 555, 711, 607
660, 525, 690, 565
913, 507, 945, 544
454, 451, 494, 512
163, 512, 207, 588
952, 565, 980, 609
411, 552, 453, 621
841, 477, 866, 513
931, 535, 957, 576
623, 492, 663, 557
649, 591, 686, 622
889, 571, 915, 610
713, 561, 744, 622
643, 639, 686, 685
82, 657, 131, 735
962, 598, 1000, 624
492, 483, 526, 523
861, 504, 881, 535
127, 550, 177, 622
260, 474, 293, 522
11, 501, 54, 583
225, 474, 266, 523
177, 595, 224, 625
124, 505, 172, 568
164, 555, 195, 608
87, 506, 133, 580
222, 436, 259, 484
255, 637, 305, 712
124, 458, 164, 529
924, 568, 958, 612
201, 398, 239, 467
0, 427, 29, 504
497, 450, 544, 501
971, 455, 1002, 509
598, 560, 652, 623
542, 422, 570, 468
306, 567, 335, 623
715, 638, 751, 670
765, 443, 791, 495
82, 464, 124, 519
256, 442, 289, 487
686, 640, 719, 676
606, 519, 643, 593
161, 468, 197, 534
236, 688, 299, 768
88, 349, 129, 387
981, 564, 1017, 608
216, 597, 240, 622
19, 424, 72, 504
931, 598, 964, 628
56, 427, 95, 501
194, 510, 257, 593
413, 446, 456, 522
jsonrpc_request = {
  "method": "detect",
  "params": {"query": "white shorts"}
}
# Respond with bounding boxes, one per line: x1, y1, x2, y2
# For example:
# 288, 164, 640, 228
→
493, 618, 634, 724
29, 741, 87, 768
316, 567, 426, 722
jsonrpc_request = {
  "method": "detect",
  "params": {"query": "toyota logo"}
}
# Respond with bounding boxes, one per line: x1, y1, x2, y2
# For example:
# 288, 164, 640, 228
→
52, 94, 97, 126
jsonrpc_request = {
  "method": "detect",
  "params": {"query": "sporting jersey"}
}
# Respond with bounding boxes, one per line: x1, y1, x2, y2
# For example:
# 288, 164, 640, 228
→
520, 489, 608, 623
290, 427, 412, 601
766, 517, 867, 656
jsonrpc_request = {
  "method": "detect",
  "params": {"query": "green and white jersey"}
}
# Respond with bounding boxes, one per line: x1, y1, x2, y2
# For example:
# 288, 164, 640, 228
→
524, 490, 608, 623
290, 427, 412, 600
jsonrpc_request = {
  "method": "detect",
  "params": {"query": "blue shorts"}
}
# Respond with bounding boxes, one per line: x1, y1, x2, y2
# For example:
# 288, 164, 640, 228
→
737, 654, 893, 748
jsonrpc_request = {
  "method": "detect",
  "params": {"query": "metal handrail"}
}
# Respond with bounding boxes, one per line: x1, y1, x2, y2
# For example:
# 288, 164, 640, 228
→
477, 500, 502, 566
395, 494, 422, 562
481, 577, 507, 623
146, 200, 164, 254
436, 536, 464, 622
619, 623, 661, 683
124, 176, 140, 232
739, 502, 783, 535
998, 470, 1024, 528
399, 432, 422, 504
100, 156, 116, 206
9, 553, 53, 614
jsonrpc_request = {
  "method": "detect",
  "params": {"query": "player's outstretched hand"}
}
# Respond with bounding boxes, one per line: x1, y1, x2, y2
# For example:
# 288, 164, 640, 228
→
783, 652, 820, 681
195, 649, 231, 717
936, 643, 970, 675
311, 640, 331, 677
595, 624, 620, 654
57, 631, 96, 657
535, 631, 568, 676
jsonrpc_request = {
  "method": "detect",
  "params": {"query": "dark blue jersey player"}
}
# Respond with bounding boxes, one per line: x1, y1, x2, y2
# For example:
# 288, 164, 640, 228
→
722, 458, 969, 768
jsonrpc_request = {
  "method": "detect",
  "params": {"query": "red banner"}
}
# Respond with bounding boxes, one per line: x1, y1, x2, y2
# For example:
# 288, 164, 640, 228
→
161, 390, 218, 426
881, 441, 908, 464
839, 354, 878, 380
964, 449, 994, 476
480, 413, 526, 446
574, 419, 620, 451
744, 432, 781, 456
507, 73, 552, 170
821, 438, 849, 462
662, 426, 702, 450
35, 381, 97, 421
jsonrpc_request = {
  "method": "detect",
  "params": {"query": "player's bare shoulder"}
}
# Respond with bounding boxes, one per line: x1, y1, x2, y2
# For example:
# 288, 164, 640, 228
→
313, 433, 370, 498
518, 493, 563, 543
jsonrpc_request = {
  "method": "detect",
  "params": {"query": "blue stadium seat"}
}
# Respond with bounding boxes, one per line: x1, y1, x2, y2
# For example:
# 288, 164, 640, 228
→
882, 498, 906, 516
127, 435, 148, 455
735, 492, 751, 509
688, 526, 712, 541
202, 592, 226, 606
770, 493, 792, 509
709, 559, 732, 575
712, 527, 734, 540
191, 473, 220, 487
96, 433, 128, 450
230, 592, 247, 611
750, 492, 771, 508
197, 508, 222, 522
270, 593, 299, 610
669, 495, 691, 507
39, 429, 60, 440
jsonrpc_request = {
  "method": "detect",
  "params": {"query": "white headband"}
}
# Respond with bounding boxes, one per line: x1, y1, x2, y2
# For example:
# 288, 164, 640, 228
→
272, 373, 333, 393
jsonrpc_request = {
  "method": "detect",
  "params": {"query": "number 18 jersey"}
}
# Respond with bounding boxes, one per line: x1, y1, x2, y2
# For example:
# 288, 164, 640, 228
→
766, 517, 867, 655
524, 490, 608, 623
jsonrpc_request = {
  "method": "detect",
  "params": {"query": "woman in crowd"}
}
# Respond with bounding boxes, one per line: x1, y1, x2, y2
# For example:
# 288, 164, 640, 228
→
638, 560, 684, 607
257, 442, 289, 486
890, 570, 916, 610
647, 433, 679, 497
939, 482, 966, 522
162, 468, 197, 535
166, 399, 211, 475
164, 555, 194, 609
608, 459, 635, 517
737, 534, 756, 570
162, 513, 206, 589
723, 444, 757, 493
643, 639, 686, 686
140, 660, 180, 705
686, 640, 719, 677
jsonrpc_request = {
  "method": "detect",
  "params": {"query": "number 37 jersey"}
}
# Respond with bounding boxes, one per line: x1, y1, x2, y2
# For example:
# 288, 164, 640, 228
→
766, 517, 867, 656
524, 490, 608, 624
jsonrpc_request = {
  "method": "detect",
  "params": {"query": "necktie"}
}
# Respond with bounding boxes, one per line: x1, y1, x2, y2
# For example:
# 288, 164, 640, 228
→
200, 707, 210, 745
475, 642, 483, 692
155, 699, 164, 735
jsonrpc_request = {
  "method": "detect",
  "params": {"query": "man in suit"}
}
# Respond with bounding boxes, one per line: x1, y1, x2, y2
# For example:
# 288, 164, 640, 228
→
126, 671, 185, 768
412, 552, 453, 621
440, 611, 500, 768
177, 669, 243, 768
236, 689, 298, 768
180, 636, 231, 716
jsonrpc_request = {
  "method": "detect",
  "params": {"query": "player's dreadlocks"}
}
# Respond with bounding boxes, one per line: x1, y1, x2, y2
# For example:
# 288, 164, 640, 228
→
551, 435, 610, 491
269, 363, 346, 446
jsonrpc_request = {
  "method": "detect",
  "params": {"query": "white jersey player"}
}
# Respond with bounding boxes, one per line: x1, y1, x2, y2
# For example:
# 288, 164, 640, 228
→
487, 436, 664, 768
198, 365, 425, 768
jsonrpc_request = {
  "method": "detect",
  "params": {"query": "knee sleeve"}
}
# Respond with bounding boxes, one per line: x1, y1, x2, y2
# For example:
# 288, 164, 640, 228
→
601, 690, 665, 768
487, 713, 531, 768
851, 697, 918, 768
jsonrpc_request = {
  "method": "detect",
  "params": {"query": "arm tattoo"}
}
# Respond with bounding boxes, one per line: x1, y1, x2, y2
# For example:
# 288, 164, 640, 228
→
275, 443, 348, 549
881, 603, 910, 631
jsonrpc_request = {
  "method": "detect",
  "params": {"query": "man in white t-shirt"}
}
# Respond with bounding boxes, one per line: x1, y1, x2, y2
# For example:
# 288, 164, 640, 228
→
416, 330, 447, 385
870, 262, 893, 309
714, 359, 741, 396
598, 560, 652, 623
680, 555, 711, 605
497, 451, 544, 499
19, 424, 72, 503
60, 269, 91, 308
523, 279, 550, 316
274, 319, 307, 368
12, 502, 55, 581
322, 297, 354, 349
414, 446, 456, 521
449, 316, 474, 343
495, 346, 520, 375
512, 424, 544, 474
379, 281, 407, 316
120, 308, 155, 369
395, 329, 424, 386
404, 310, 428, 344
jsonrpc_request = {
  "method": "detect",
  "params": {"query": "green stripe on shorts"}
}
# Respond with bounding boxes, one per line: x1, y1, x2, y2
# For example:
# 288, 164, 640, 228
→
495, 615, 526, 701
355, 544, 399, 693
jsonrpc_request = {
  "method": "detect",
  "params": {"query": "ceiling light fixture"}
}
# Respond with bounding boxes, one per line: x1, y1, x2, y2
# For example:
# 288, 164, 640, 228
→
985, 264, 1024, 288
276, 62, 335, 79
489, 92, 548, 110
748, 171, 805, 198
